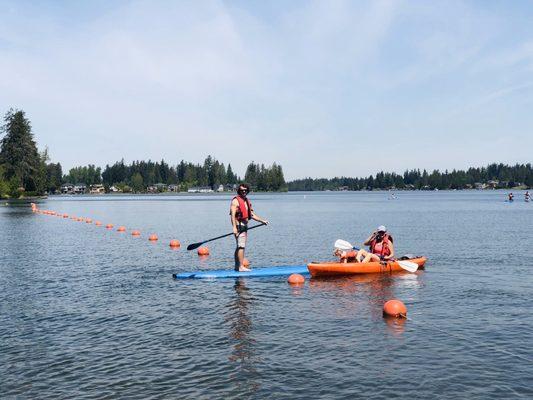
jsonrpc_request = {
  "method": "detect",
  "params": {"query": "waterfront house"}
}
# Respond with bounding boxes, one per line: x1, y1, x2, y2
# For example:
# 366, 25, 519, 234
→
168, 184, 179, 192
90, 184, 105, 194
61, 183, 74, 194
74, 183, 87, 194
109, 185, 121, 193
187, 186, 214, 193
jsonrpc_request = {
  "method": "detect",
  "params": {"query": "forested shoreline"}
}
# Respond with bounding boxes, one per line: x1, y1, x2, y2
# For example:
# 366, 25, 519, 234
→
288, 164, 533, 191
0, 108, 531, 198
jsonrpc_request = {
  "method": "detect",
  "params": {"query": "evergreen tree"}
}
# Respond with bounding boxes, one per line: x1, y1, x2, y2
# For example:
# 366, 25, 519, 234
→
0, 109, 45, 194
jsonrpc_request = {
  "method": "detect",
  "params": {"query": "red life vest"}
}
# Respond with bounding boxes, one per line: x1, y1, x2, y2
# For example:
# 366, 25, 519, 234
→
231, 196, 252, 222
370, 234, 392, 257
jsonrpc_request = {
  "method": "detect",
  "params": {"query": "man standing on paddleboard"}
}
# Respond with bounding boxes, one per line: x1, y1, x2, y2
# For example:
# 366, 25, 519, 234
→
230, 183, 268, 272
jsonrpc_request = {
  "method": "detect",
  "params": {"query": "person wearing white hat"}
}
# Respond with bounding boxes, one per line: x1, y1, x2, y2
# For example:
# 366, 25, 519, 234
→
356, 225, 395, 263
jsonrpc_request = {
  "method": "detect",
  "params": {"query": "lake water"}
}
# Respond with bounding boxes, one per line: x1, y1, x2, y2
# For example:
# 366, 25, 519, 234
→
1, 191, 532, 399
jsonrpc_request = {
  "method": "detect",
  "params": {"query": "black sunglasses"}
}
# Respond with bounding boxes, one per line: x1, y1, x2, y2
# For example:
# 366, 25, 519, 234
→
238, 188, 249, 194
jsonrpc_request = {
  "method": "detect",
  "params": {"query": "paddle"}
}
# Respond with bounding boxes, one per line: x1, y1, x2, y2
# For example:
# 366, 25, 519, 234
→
334, 239, 418, 272
186, 222, 267, 251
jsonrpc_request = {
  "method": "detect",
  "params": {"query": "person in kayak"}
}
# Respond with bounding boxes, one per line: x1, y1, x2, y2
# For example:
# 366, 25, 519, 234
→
230, 183, 268, 272
356, 226, 395, 263
508, 193, 514, 202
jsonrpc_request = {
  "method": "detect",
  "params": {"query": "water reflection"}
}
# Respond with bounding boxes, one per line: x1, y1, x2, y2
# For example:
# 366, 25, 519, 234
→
224, 279, 260, 395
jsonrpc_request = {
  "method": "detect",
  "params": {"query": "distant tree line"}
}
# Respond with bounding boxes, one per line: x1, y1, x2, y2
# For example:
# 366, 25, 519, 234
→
95, 157, 286, 192
0, 108, 287, 197
288, 163, 533, 191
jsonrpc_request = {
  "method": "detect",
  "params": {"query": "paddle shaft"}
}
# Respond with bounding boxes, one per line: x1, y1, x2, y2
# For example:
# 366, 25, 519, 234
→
186, 223, 266, 251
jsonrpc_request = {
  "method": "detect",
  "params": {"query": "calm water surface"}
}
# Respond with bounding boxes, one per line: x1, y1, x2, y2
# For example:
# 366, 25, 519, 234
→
1, 191, 532, 399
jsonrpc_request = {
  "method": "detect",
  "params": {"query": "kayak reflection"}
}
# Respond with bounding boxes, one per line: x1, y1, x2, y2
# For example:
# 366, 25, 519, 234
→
309, 274, 420, 321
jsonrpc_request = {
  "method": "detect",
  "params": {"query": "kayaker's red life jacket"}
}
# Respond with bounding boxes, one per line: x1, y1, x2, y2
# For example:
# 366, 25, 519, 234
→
231, 196, 252, 222
370, 234, 392, 257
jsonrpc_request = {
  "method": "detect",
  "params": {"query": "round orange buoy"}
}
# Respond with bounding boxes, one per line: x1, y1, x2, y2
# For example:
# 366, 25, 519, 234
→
77, 217, 83, 222
169, 240, 181, 248
148, 234, 158, 241
117, 226, 126, 232
62, 214, 69, 218
95, 221, 102, 226
383, 300, 407, 318
85, 218, 92, 223
131, 230, 141, 236
287, 273, 305, 285
197, 247, 210, 256
243, 258, 250, 267
106, 224, 114, 229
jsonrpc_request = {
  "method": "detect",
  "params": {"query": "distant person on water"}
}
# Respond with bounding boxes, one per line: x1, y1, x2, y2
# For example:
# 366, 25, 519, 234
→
356, 226, 395, 263
508, 193, 514, 202
525, 191, 530, 201
230, 183, 269, 272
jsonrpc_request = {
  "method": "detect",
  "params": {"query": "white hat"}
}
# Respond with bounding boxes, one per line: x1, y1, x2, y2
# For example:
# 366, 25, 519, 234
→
377, 225, 387, 232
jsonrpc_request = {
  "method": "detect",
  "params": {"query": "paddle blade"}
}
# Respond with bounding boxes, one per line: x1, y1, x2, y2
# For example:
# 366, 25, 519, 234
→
334, 239, 354, 251
397, 260, 418, 273
186, 242, 203, 251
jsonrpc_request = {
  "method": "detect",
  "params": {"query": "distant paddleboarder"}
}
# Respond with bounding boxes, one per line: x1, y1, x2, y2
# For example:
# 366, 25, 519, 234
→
508, 193, 514, 202
230, 183, 268, 272
526, 191, 530, 202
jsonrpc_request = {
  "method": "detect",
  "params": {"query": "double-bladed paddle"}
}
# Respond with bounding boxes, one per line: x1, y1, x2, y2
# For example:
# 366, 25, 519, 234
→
334, 238, 419, 273
186, 222, 267, 251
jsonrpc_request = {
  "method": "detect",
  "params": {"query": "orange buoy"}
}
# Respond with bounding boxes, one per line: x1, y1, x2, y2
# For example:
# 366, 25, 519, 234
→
77, 217, 83, 222
117, 226, 126, 232
383, 300, 407, 318
148, 234, 158, 241
287, 273, 305, 285
62, 214, 69, 218
106, 224, 114, 229
169, 240, 181, 248
95, 221, 102, 226
132, 230, 141, 236
243, 258, 250, 267
197, 247, 210, 256
86, 218, 93, 223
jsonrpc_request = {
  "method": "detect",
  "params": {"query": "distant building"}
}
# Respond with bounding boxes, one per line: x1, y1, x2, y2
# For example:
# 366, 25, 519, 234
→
90, 184, 105, 194
217, 184, 224, 192
73, 183, 87, 194
487, 180, 499, 189
187, 186, 214, 193
109, 185, 121, 193
168, 184, 179, 192
474, 182, 487, 190
61, 183, 74, 194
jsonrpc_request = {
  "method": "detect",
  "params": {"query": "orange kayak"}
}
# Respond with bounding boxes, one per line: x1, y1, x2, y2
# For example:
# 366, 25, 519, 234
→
307, 257, 427, 277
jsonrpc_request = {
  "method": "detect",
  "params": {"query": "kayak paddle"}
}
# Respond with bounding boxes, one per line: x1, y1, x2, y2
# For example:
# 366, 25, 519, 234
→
334, 239, 418, 272
186, 222, 267, 251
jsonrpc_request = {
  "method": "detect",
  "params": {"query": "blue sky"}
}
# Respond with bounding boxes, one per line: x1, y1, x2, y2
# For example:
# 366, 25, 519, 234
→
1, 0, 532, 179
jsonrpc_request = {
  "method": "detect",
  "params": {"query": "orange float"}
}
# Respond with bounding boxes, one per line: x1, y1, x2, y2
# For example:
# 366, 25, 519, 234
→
117, 226, 126, 232
132, 230, 141, 236
148, 234, 158, 241
287, 273, 305, 285
106, 224, 114, 229
383, 300, 407, 318
62, 214, 69, 218
86, 218, 93, 223
95, 221, 102, 226
197, 247, 210, 256
76, 217, 83, 222
169, 240, 181, 248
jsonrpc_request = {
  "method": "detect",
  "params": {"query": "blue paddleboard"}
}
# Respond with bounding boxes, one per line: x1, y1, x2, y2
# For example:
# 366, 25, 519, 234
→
173, 265, 309, 279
